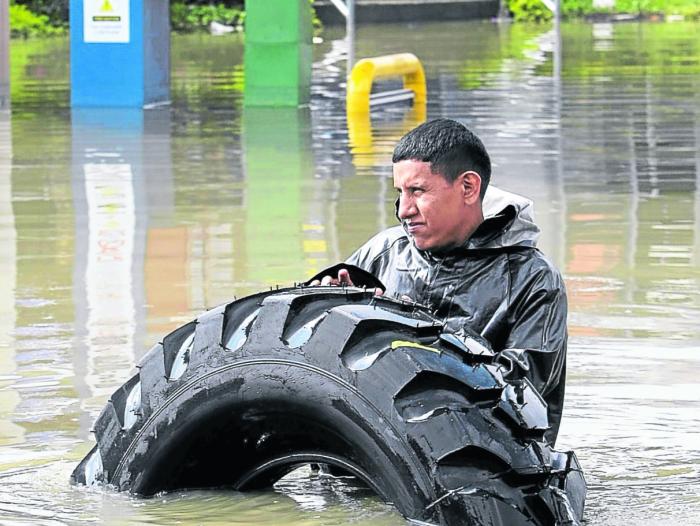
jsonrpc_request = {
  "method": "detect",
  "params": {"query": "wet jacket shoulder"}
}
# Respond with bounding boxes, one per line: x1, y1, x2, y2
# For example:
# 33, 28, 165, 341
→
346, 186, 568, 444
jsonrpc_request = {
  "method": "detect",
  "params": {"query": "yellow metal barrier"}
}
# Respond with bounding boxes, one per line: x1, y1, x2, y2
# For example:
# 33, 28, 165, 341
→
346, 53, 427, 114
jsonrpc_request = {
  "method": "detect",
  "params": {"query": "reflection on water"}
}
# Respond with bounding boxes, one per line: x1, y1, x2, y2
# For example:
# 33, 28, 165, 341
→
1, 20, 699, 525
0, 111, 21, 453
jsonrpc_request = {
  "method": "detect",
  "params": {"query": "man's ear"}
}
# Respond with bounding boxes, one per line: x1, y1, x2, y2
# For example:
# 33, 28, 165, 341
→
458, 171, 482, 204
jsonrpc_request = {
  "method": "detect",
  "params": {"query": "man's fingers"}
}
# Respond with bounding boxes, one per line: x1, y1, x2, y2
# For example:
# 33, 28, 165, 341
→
310, 268, 380, 292
337, 269, 354, 286
400, 294, 413, 302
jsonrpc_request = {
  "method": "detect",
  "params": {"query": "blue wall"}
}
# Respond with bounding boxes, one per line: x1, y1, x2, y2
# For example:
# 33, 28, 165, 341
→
70, 0, 169, 107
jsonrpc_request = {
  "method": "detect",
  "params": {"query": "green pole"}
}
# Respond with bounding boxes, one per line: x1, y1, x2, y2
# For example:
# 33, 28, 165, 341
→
244, 0, 312, 107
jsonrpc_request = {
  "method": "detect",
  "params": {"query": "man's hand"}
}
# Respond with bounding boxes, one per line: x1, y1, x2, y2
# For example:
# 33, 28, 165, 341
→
309, 269, 383, 295
309, 268, 354, 287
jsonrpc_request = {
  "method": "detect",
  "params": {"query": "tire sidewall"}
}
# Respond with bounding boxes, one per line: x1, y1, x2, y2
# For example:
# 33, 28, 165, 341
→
117, 358, 436, 520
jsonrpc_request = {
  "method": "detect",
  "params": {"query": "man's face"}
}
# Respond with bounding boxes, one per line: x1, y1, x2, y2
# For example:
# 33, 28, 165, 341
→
393, 160, 481, 251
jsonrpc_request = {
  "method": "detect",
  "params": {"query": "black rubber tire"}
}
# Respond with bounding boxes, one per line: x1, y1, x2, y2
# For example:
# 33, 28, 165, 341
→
71, 286, 586, 525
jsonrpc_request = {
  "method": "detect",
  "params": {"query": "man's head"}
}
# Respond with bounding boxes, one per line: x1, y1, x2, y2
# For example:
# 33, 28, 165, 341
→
392, 118, 491, 194
392, 118, 491, 251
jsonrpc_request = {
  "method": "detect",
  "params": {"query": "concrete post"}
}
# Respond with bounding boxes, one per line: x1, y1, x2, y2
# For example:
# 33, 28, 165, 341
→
1, 0, 10, 110
70, 0, 170, 107
244, 0, 312, 107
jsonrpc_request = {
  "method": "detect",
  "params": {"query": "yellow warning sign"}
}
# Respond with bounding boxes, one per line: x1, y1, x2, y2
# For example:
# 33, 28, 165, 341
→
84, 0, 130, 43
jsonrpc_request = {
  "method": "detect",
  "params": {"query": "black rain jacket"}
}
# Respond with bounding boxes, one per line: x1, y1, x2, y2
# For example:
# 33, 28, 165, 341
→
345, 186, 568, 445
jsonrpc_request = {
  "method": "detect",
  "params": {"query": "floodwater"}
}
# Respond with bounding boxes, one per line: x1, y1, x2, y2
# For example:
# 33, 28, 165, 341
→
1, 19, 699, 526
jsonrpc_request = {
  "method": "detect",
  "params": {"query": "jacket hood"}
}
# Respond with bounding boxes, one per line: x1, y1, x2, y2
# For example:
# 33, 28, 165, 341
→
468, 186, 540, 250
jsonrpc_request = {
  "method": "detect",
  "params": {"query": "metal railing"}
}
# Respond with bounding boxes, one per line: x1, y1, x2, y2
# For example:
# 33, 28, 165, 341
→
346, 53, 426, 114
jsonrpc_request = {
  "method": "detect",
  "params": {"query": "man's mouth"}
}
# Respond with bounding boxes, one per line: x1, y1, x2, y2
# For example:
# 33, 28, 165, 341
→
405, 222, 426, 234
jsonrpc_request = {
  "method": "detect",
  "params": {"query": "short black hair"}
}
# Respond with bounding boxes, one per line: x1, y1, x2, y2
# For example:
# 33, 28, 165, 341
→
392, 118, 491, 198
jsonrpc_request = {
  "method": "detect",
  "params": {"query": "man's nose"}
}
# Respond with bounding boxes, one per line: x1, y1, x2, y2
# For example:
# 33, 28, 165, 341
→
397, 195, 416, 219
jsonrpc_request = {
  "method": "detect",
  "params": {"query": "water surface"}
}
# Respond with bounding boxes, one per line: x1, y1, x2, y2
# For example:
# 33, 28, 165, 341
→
1, 19, 699, 525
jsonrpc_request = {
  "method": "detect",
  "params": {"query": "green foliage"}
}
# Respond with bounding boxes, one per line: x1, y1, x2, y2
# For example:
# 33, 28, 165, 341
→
508, 0, 700, 20
9, 2, 65, 38
171, 2, 245, 32
507, 0, 553, 21
171, 0, 322, 35
13, 0, 67, 28
9, 0, 321, 38
615, 0, 700, 18
310, 0, 323, 35
563, 0, 594, 17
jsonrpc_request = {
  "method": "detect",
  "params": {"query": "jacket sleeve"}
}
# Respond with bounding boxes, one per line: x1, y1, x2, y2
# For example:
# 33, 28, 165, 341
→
495, 269, 568, 401
345, 243, 373, 270
345, 227, 402, 272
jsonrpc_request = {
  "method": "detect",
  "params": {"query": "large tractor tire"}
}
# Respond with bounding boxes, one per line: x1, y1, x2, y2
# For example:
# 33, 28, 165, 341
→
71, 286, 586, 525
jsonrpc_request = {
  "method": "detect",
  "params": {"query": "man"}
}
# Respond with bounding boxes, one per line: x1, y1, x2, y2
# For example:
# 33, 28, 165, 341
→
311, 118, 567, 445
